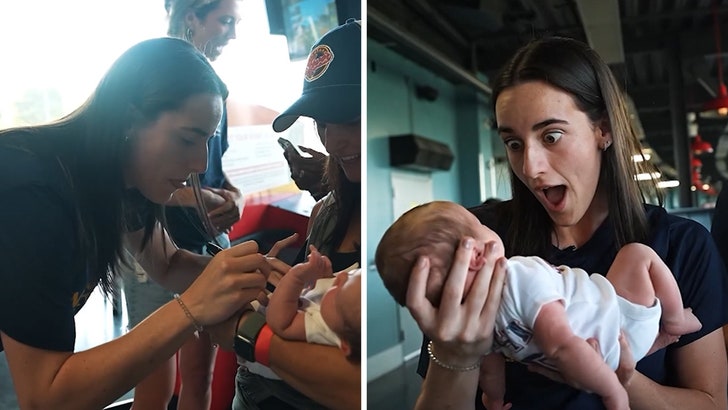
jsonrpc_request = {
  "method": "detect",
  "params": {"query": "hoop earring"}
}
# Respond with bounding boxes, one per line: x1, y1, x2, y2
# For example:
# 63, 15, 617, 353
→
602, 140, 612, 152
184, 27, 193, 42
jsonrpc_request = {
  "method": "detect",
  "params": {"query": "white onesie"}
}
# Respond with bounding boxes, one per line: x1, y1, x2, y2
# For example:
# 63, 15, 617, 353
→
493, 256, 661, 370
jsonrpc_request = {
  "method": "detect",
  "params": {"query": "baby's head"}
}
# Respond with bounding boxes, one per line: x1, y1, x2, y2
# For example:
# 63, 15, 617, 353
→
320, 269, 361, 363
375, 201, 504, 307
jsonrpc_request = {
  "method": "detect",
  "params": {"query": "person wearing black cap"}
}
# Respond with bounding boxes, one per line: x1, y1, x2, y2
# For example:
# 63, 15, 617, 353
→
215, 19, 362, 410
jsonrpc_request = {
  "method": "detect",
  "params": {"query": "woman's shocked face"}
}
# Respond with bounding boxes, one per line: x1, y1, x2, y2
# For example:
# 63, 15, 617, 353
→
495, 81, 609, 227
125, 93, 223, 204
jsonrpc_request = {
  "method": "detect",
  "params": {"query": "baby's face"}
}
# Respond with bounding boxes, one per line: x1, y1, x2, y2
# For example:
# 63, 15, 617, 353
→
320, 269, 361, 335
424, 205, 505, 305
457, 205, 505, 258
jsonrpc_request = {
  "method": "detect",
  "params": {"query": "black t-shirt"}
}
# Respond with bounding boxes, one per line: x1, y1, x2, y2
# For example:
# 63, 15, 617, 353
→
711, 187, 728, 271
417, 202, 728, 410
0, 145, 94, 352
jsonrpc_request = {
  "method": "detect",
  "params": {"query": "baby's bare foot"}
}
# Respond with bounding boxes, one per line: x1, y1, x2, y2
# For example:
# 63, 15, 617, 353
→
662, 307, 702, 336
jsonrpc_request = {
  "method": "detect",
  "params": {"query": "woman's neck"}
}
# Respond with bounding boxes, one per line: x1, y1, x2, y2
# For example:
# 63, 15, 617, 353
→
336, 203, 361, 253
552, 190, 609, 250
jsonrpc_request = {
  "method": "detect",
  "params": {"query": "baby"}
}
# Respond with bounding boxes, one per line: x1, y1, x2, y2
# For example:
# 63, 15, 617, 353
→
375, 201, 701, 410
266, 246, 361, 363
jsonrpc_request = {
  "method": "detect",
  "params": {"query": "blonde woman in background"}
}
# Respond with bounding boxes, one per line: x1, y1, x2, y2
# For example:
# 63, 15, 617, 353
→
122, 1, 243, 409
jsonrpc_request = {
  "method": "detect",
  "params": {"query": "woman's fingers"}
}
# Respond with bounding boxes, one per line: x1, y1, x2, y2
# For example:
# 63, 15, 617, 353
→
406, 256, 436, 332
465, 241, 498, 312
225, 240, 259, 256
480, 257, 507, 328
615, 331, 635, 387
227, 269, 268, 291
438, 237, 475, 321
267, 257, 292, 275
267, 233, 299, 257
226, 253, 272, 279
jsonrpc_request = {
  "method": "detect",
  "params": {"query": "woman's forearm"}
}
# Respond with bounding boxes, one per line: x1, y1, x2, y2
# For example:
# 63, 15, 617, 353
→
268, 335, 360, 409
627, 371, 723, 410
4, 301, 195, 410
146, 249, 209, 294
415, 361, 479, 410
627, 329, 727, 410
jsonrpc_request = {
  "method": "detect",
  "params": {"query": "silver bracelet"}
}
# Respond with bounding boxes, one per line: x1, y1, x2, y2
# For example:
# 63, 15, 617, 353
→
173, 293, 204, 333
427, 340, 481, 372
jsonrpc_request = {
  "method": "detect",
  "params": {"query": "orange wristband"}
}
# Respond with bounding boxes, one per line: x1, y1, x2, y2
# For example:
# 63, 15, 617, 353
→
254, 324, 274, 367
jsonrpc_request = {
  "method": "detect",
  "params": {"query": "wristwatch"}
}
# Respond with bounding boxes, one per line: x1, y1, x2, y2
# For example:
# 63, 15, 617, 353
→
234, 311, 267, 362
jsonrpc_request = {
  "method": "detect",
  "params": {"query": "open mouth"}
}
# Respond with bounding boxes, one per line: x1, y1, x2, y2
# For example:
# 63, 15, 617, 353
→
541, 185, 566, 209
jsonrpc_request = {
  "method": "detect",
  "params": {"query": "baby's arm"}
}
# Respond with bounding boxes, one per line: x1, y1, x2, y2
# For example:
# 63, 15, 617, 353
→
266, 247, 331, 341
533, 301, 628, 410
479, 353, 511, 410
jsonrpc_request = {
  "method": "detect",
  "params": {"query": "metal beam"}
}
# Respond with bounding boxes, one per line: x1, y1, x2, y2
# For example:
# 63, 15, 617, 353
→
575, 0, 624, 64
368, 7, 492, 95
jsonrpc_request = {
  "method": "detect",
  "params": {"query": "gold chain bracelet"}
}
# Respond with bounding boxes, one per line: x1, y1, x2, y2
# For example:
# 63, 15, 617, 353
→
427, 340, 481, 372
173, 293, 204, 333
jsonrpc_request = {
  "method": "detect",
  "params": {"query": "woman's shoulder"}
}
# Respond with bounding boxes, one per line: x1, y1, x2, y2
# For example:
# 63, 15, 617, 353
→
643, 204, 720, 275
0, 144, 72, 196
644, 204, 711, 243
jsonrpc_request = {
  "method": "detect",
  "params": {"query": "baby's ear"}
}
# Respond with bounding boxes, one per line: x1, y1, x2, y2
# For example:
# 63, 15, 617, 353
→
470, 245, 486, 271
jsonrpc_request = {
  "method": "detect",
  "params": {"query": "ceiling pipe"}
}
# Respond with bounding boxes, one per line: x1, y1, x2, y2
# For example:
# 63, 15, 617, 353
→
369, 7, 492, 96
575, 0, 625, 64
403, 0, 469, 49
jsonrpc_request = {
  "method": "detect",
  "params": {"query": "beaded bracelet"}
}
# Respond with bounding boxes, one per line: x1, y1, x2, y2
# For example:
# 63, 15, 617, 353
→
173, 293, 204, 333
427, 340, 481, 372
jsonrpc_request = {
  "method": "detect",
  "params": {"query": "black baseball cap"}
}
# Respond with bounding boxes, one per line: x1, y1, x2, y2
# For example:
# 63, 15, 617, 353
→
272, 19, 361, 132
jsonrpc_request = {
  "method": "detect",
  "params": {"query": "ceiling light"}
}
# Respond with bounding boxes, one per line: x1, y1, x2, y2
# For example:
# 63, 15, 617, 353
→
657, 180, 680, 188
632, 153, 651, 162
635, 172, 661, 181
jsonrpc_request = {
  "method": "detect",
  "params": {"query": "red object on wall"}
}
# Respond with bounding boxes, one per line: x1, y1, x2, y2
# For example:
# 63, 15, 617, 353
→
229, 192, 312, 248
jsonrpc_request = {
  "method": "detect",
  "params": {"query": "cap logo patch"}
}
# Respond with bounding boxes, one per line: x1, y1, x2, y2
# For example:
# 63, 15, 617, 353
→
305, 45, 334, 82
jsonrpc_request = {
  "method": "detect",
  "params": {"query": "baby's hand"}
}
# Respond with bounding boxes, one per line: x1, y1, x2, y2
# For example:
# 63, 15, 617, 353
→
288, 246, 332, 285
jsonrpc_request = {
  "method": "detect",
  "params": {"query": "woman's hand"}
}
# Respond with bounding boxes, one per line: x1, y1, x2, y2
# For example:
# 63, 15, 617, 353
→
181, 240, 269, 326
205, 308, 249, 350
265, 233, 299, 287
285, 146, 328, 199
207, 188, 244, 233
407, 237, 507, 367
267, 233, 299, 259
200, 187, 226, 210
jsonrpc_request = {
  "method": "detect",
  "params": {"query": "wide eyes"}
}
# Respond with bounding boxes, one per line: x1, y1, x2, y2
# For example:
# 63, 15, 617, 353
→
502, 130, 563, 151
543, 131, 563, 144
504, 139, 522, 151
